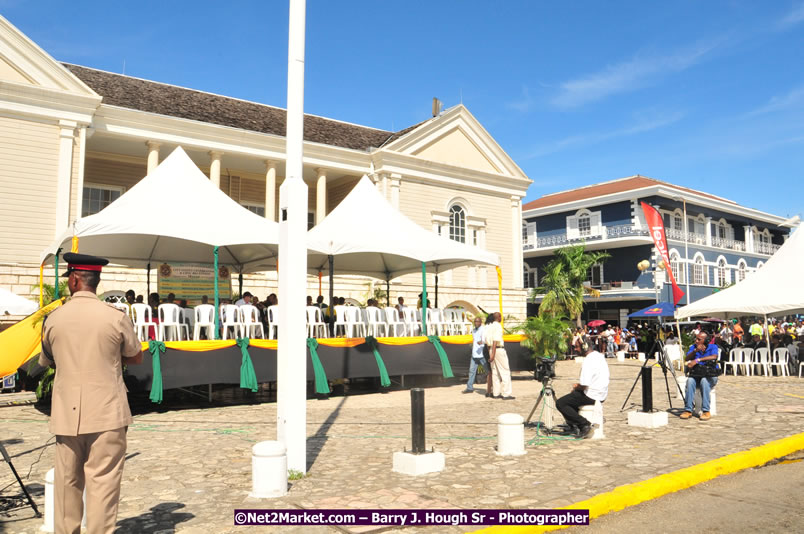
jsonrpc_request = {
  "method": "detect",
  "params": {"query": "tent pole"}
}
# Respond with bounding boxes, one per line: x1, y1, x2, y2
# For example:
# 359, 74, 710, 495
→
328, 255, 334, 337
421, 262, 428, 336
435, 274, 438, 308
238, 272, 243, 297
146, 262, 151, 297
763, 314, 771, 353
386, 278, 390, 308
496, 266, 503, 330
54, 248, 61, 299
214, 247, 220, 340
39, 261, 44, 308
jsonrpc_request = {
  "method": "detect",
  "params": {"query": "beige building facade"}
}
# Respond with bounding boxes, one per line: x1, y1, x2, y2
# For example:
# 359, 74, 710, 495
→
0, 16, 531, 320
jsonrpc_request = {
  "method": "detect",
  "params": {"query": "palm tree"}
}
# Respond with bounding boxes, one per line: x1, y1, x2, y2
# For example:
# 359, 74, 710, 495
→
532, 244, 610, 327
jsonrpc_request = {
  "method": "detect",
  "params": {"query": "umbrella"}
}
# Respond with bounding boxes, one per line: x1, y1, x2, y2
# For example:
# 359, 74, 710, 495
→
628, 302, 676, 318
587, 319, 606, 327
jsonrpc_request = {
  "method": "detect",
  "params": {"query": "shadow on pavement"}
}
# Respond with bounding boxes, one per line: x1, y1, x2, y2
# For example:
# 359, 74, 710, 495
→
115, 502, 193, 533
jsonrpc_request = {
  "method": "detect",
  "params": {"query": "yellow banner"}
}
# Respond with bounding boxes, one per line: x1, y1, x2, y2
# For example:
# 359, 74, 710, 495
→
0, 299, 64, 377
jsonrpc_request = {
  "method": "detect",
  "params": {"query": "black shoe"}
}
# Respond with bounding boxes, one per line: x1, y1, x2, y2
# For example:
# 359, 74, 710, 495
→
576, 425, 593, 439
462, 389, 473, 394
502, 396, 516, 400
485, 392, 492, 398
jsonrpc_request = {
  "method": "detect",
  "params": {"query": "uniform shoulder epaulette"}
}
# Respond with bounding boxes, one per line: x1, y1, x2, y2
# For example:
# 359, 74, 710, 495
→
104, 302, 127, 313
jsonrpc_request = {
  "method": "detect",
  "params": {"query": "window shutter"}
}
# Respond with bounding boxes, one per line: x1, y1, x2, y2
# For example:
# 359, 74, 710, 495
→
567, 216, 578, 239
527, 222, 536, 245
590, 212, 602, 236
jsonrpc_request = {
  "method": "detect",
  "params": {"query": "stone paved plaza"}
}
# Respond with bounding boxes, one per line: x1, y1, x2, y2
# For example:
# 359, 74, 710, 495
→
2, 359, 803, 533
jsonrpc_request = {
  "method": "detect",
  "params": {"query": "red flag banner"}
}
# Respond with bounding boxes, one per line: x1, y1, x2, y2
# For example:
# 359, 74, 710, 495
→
640, 202, 685, 305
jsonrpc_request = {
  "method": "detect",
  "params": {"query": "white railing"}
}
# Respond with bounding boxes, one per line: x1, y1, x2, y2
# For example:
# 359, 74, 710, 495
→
665, 228, 707, 245
604, 224, 650, 239
755, 241, 780, 255
711, 236, 746, 252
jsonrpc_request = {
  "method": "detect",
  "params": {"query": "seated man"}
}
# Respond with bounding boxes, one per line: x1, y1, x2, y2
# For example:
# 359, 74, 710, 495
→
680, 332, 720, 420
235, 291, 252, 307
556, 345, 609, 439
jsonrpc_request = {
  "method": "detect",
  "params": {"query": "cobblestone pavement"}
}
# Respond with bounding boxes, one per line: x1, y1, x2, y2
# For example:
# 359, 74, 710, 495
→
2, 360, 803, 533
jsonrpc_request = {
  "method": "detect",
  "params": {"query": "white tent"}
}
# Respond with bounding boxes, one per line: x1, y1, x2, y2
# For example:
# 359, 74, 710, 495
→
675, 226, 804, 318
0, 288, 38, 316
306, 175, 499, 280
41, 147, 280, 273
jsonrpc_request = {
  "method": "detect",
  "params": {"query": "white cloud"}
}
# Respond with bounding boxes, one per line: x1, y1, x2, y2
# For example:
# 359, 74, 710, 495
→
747, 84, 804, 116
550, 42, 719, 109
507, 86, 534, 113
777, 3, 804, 29
523, 112, 684, 159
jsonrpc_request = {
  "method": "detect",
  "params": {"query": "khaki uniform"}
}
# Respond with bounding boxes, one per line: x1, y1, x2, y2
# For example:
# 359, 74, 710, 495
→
41, 291, 141, 534
486, 322, 512, 397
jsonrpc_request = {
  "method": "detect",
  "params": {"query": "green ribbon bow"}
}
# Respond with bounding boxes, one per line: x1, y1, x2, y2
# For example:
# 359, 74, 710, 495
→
306, 338, 331, 394
364, 336, 391, 387
148, 340, 166, 404
236, 338, 258, 392
427, 335, 454, 378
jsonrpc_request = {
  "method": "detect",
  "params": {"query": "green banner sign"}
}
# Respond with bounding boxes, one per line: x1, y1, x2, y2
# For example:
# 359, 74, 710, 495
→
157, 262, 232, 306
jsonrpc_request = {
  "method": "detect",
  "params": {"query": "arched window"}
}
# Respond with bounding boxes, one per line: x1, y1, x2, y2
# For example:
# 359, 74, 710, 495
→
756, 261, 764, 269
718, 221, 727, 239
716, 258, 727, 287
670, 252, 684, 284
523, 265, 537, 289
737, 260, 747, 282
673, 212, 683, 231
449, 204, 466, 243
693, 255, 705, 285
577, 211, 591, 237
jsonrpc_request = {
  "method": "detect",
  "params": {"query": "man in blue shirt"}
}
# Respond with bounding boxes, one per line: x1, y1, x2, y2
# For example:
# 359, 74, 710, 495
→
680, 332, 720, 420
463, 316, 487, 394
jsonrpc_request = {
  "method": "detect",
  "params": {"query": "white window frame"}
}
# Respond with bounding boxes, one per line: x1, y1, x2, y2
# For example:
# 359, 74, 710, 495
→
737, 259, 747, 282
673, 210, 684, 231
82, 183, 125, 217
692, 253, 706, 285
567, 209, 601, 240
715, 257, 729, 287
523, 264, 537, 289
669, 250, 684, 284
448, 204, 466, 243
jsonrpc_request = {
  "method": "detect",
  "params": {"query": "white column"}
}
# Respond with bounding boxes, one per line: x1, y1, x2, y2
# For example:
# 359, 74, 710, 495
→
315, 168, 327, 224
146, 140, 160, 175
511, 196, 522, 288
209, 151, 222, 189
265, 160, 277, 221
277, 0, 308, 475
743, 225, 754, 253
55, 120, 76, 237
75, 125, 87, 221
705, 217, 712, 247
390, 173, 401, 209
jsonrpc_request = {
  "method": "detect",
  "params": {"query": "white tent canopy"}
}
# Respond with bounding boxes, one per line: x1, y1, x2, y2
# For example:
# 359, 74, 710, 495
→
675, 226, 804, 318
0, 288, 38, 316
41, 147, 280, 273
306, 176, 499, 280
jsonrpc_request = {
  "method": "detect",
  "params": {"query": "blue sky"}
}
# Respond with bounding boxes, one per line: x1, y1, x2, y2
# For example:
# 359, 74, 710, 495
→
4, 1, 803, 218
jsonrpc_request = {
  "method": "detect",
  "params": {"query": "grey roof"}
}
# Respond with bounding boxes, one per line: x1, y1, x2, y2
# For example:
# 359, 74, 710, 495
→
64, 63, 427, 152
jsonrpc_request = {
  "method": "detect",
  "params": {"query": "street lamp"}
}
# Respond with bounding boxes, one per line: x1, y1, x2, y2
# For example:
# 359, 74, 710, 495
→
638, 259, 667, 304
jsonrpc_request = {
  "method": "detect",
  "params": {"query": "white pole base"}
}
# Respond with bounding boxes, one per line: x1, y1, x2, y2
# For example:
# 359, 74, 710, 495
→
578, 402, 605, 440
616, 351, 625, 362
250, 441, 288, 498
637, 352, 646, 362
496, 413, 526, 456
627, 410, 668, 428
392, 451, 445, 476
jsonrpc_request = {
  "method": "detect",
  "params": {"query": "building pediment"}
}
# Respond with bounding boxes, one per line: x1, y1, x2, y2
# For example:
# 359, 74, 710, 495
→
382, 104, 529, 181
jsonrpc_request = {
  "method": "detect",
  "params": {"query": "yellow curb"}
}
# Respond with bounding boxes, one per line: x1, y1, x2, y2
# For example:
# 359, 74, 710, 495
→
474, 431, 804, 533
784, 393, 804, 400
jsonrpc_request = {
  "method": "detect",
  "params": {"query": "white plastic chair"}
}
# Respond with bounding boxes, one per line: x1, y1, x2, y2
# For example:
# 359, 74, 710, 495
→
193, 304, 215, 340
739, 348, 753, 376
444, 308, 464, 335
332, 305, 349, 337
344, 306, 366, 338
753, 347, 771, 376
364, 306, 388, 337
664, 344, 682, 371
220, 304, 244, 340
240, 304, 265, 339
401, 307, 421, 337
724, 348, 743, 376
383, 307, 406, 337
306, 306, 327, 338
770, 347, 789, 377
266, 305, 280, 339
131, 303, 156, 342
425, 308, 448, 336
158, 303, 189, 341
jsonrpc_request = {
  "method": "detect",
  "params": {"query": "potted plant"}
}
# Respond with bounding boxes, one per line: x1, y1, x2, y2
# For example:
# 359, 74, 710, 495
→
520, 314, 571, 361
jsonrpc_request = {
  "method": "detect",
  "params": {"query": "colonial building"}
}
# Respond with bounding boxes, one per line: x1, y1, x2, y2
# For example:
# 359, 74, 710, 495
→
522, 175, 789, 324
0, 16, 531, 320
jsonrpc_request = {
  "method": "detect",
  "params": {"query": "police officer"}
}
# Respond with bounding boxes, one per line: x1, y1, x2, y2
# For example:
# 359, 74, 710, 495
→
40, 253, 143, 534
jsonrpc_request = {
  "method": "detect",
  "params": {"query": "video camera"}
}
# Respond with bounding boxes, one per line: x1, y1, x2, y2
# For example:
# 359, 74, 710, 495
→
533, 356, 557, 383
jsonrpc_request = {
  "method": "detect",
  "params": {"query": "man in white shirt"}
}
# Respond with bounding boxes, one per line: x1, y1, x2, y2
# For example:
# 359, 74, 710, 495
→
556, 345, 609, 439
234, 291, 252, 307
487, 312, 514, 400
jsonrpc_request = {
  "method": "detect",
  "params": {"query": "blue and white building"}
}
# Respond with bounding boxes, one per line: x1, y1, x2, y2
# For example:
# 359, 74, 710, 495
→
522, 176, 791, 324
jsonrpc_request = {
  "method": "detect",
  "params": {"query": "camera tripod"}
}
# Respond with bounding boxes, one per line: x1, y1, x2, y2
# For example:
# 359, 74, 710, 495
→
525, 377, 561, 434
0, 441, 40, 517
621, 337, 686, 411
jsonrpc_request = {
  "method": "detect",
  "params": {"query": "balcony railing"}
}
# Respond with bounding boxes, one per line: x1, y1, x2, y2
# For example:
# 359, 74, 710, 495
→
525, 224, 780, 256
